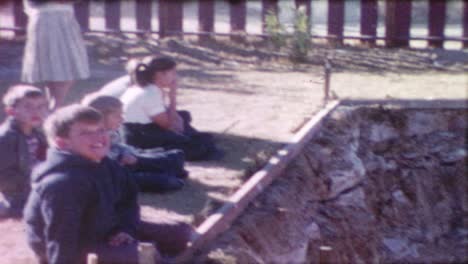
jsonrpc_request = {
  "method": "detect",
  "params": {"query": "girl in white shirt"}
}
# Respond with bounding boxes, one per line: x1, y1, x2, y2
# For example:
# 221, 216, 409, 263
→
120, 56, 223, 161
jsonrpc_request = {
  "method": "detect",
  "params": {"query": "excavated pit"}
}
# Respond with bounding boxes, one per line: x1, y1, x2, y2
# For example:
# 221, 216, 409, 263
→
195, 104, 467, 263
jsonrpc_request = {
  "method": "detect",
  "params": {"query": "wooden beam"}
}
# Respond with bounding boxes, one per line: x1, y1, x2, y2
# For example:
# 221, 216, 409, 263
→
159, 0, 183, 38
463, 0, 468, 48
175, 100, 340, 262
385, 0, 412, 47
360, 0, 378, 45
230, 0, 246, 41
428, 0, 446, 48
74, 0, 89, 31
13, 0, 27, 37
105, 0, 120, 31
136, 0, 152, 33
199, 0, 215, 41
327, 0, 345, 45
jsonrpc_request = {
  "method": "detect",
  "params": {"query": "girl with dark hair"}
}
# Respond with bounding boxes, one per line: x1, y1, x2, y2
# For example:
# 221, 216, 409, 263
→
120, 56, 223, 161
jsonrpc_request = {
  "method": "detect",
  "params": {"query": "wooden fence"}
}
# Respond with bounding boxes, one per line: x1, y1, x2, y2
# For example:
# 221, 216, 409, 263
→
1, 0, 467, 49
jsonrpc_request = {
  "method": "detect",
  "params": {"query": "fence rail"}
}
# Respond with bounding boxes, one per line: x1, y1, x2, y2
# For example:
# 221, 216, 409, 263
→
0, 0, 467, 49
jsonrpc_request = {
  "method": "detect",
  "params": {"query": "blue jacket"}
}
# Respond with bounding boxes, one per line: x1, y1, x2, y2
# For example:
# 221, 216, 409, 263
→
23, 148, 139, 264
0, 118, 46, 213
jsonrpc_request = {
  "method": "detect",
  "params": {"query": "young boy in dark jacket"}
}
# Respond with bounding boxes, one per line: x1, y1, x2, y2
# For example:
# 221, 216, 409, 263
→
82, 94, 186, 192
0, 85, 48, 218
23, 105, 193, 264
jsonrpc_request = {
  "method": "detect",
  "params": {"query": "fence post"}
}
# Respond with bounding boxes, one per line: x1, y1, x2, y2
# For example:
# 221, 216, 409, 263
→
327, 0, 345, 45
360, 0, 377, 46
104, 0, 120, 32
199, 0, 215, 41
323, 58, 331, 102
230, 0, 246, 41
463, 0, 468, 48
74, 1, 89, 32
428, 0, 446, 48
262, 0, 278, 33
136, 0, 152, 34
13, 0, 27, 37
385, 0, 412, 48
159, 0, 183, 38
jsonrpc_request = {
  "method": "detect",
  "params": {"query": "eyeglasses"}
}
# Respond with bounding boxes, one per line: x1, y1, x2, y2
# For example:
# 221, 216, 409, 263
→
76, 128, 109, 138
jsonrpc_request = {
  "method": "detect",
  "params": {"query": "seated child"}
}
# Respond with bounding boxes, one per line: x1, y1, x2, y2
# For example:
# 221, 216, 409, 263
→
24, 104, 193, 264
0, 85, 48, 218
82, 94, 186, 192
119, 56, 224, 161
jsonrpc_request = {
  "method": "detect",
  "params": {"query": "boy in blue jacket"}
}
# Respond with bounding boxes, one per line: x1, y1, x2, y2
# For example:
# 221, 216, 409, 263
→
82, 94, 187, 193
23, 105, 192, 264
0, 85, 48, 218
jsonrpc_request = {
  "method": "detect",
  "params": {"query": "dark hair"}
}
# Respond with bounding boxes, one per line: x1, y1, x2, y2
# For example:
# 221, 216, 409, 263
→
2, 84, 44, 107
129, 56, 177, 87
44, 104, 102, 145
81, 93, 122, 116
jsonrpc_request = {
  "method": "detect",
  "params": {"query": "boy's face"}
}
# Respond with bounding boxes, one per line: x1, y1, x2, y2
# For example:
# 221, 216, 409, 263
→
103, 108, 124, 131
60, 121, 110, 162
8, 96, 48, 128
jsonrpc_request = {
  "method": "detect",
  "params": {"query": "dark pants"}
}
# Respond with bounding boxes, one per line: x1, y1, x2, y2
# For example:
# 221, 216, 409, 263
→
123, 111, 218, 161
33, 220, 193, 264
90, 220, 193, 264
127, 149, 186, 193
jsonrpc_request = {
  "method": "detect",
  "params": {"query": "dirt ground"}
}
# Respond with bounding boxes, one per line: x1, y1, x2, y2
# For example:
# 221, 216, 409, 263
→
0, 34, 466, 262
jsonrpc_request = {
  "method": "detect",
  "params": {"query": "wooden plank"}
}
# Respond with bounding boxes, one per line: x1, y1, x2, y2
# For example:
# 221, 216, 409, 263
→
262, 0, 278, 33
105, 0, 120, 31
74, 0, 89, 31
136, 0, 152, 33
385, 0, 412, 47
159, 0, 183, 38
463, 0, 468, 48
175, 100, 341, 262
428, 0, 446, 48
229, 0, 246, 41
327, 0, 345, 45
360, 0, 378, 45
13, 0, 27, 36
198, 0, 214, 40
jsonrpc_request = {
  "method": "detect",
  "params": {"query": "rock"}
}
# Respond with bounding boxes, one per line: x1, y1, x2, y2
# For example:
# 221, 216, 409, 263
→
439, 148, 467, 164
369, 123, 399, 143
382, 237, 420, 259
405, 112, 448, 136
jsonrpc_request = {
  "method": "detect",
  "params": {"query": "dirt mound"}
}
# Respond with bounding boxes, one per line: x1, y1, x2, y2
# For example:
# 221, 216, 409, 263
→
197, 106, 467, 263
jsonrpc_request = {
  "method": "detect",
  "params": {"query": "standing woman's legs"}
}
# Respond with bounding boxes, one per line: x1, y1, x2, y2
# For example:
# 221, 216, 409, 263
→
45, 80, 74, 110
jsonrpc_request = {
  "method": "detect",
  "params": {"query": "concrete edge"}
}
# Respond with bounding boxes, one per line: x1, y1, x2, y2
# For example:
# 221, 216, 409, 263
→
340, 99, 468, 109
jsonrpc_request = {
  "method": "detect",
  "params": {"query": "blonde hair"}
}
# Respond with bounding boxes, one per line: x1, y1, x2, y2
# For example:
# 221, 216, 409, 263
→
2, 84, 44, 107
81, 93, 122, 116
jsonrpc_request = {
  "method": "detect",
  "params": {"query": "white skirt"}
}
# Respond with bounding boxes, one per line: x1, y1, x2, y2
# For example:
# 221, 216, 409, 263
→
21, 6, 90, 83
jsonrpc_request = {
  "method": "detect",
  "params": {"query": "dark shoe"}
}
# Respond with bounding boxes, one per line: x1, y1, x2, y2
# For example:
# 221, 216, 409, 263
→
163, 177, 185, 192
177, 169, 189, 179
206, 148, 225, 161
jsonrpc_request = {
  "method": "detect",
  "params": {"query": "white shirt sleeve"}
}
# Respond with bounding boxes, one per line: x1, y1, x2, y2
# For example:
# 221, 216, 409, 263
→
121, 84, 166, 124
143, 86, 166, 118
98, 75, 131, 98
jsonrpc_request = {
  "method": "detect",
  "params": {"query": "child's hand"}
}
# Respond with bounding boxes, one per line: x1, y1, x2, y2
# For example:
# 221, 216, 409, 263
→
120, 153, 138, 165
108, 232, 135, 246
